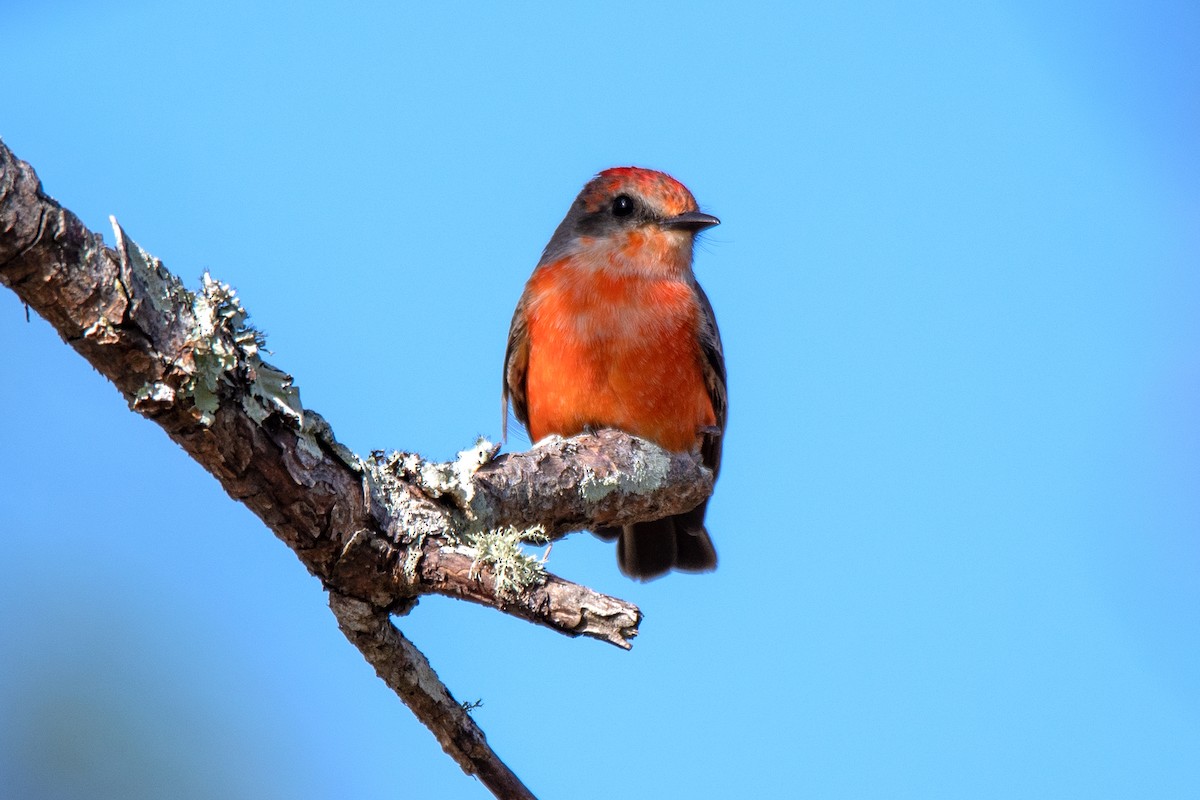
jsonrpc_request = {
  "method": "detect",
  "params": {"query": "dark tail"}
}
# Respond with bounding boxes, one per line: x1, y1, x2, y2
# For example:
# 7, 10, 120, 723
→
595, 501, 717, 581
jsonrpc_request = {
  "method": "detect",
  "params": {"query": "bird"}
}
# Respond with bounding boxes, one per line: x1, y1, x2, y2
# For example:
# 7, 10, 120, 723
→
502, 166, 726, 580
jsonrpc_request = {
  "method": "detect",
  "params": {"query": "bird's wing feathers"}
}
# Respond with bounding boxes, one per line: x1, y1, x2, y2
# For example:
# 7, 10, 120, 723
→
502, 295, 531, 440
694, 281, 727, 479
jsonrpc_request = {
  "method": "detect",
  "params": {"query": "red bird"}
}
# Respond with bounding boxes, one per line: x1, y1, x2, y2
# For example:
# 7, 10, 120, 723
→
503, 167, 726, 580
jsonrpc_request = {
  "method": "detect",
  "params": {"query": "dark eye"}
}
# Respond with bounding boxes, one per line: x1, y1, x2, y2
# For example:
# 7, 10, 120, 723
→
612, 194, 635, 217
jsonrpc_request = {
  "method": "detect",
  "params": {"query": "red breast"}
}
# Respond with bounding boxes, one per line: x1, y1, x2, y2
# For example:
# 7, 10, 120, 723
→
521, 252, 716, 451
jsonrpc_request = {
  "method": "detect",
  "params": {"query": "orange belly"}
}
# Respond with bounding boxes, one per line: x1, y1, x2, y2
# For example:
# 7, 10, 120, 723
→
523, 266, 715, 452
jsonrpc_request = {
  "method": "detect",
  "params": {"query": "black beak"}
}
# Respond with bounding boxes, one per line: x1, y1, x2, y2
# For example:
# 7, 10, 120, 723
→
661, 210, 721, 232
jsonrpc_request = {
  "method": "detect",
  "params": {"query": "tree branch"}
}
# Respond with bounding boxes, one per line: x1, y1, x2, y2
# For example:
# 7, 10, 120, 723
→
0, 139, 714, 798
329, 592, 535, 800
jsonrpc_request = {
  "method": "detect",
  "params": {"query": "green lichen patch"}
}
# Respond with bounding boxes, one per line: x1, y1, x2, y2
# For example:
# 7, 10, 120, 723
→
153, 269, 303, 428
464, 524, 550, 598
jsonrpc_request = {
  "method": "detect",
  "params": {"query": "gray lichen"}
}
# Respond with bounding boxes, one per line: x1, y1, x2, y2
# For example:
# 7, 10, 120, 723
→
366, 441, 550, 593
577, 443, 672, 501
404, 437, 499, 505
365, 449, 457, 582
111, 215, 195, 334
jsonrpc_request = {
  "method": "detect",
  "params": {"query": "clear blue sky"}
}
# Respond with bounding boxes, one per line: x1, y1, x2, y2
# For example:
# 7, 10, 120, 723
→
2, 2, 1198, 798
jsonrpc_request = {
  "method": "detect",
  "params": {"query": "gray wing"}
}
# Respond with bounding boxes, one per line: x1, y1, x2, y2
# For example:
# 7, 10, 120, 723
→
694, 281, 727, 478
501, 294, 531, 441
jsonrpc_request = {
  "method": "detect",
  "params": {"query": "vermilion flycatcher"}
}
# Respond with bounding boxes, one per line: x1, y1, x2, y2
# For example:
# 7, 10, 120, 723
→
503, 167, 726, 580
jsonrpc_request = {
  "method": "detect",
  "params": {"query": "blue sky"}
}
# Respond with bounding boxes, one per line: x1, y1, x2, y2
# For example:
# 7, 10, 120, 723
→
2, 1, 1198, 797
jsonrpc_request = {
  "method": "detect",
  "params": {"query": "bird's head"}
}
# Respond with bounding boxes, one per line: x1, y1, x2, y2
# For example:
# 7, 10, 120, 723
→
539, 167, 719, 274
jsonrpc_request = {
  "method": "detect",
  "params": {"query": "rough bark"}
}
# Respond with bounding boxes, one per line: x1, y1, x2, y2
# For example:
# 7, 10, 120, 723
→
330, 593, 536, 800
0, 139, 714, 799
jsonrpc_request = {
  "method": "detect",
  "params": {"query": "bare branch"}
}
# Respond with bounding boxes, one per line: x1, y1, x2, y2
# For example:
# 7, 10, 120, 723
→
392, 429, 714, 538
329, 593, 536, 800
417, 545, 641, 649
